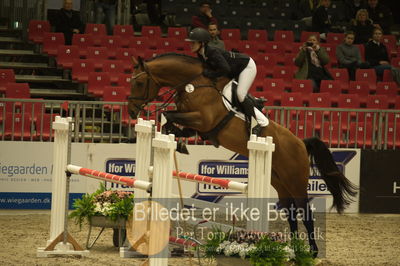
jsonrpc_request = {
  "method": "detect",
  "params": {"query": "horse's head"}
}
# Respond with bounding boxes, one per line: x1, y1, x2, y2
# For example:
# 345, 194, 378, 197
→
127, 57, 161, 118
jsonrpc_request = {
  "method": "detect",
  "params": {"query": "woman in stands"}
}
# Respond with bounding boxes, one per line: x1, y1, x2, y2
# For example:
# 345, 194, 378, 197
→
350, 9, 375, 44
295, 34, 332, 92
185, 27, 268, 134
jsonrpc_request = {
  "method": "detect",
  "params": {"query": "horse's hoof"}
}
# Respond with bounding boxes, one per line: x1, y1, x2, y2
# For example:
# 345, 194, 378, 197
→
176, 141, 189, 154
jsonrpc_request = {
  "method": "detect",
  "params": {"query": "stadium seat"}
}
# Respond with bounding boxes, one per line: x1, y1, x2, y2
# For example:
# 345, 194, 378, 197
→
35, 113, 57, 141
382, 35, 397, 56
265, 19, 285, 40
319, 80, 342, 103
100, 36, 123, 57
56, 45, 79, 69
28, 20, 51, 44
329, 68, 349, 89
348, 122, 374, 148
72, 34, 95, 57
42, 32, 65, 56
348, 81, 372, 104
85, 23, 107, 36
0, 69, 15, 94
113, 25, 134, 47
141, 26, 162, 38
102, 60, 124, 82
272, 66, 295, 89
383, 69, 393, 82
255, 53, 277, 76
326, 33, 344, 44
155, 38, 178, 52
88, 72, 112, 97
282, 53, 297, 66
281, 92, 303, 107
320, 121, 347, 147
72, 59, 95, 82
2, 113, 33, 140
167, 27, 187, 40
285, 20, 307, 42
129, 36, 150, 50
290, 120, 314, 139
263, 78, 285, 104
103, 86, 126, 111
291, 79, 313, 94
247, 29, 268, 42
274, 30, 294, 52
366, 95, 389, 109
238, 41, 260, 57
385, 123, 400, 149
264, 41, 286, 58
375, 82, 398, 98
221, 28, 241, 41
115, 48, 135, 72
391, 57, 400, 68
117, 73, 132, 95
87, 46, 109, 69
355, 69, 377, 84
5, 83, 30, 99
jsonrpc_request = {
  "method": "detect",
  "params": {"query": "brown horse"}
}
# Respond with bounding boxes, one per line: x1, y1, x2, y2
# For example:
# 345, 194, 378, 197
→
128, 53, 357, 256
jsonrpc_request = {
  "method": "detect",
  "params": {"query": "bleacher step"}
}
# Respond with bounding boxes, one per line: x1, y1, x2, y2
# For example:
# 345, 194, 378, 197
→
0, 49, 39, 56
0, 36, 23, 43
0, 62, 50, 69
16, 75, 70, 83
30, 88, 84, 97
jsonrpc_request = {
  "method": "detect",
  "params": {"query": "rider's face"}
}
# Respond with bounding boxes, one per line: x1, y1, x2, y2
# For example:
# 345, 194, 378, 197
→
190, 41, 202, 53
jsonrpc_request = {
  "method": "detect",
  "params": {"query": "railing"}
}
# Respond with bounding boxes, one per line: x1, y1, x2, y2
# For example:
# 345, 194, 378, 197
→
0, 98, 399, 150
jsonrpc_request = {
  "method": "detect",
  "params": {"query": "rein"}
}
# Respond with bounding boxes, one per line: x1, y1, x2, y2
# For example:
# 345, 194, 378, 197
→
128, 63, 215, 115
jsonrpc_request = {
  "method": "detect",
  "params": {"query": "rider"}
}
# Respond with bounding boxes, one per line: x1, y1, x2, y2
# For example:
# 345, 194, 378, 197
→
185, 27, 269, 135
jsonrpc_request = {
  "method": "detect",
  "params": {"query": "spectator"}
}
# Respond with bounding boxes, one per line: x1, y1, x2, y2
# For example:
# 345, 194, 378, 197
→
336, 31, 369, 80
207, 22, 224, 50
95, 0, 117, 35
54, 0, 84, 45
297, 0, 320, 19
312, 0, 332, 36
366, 0, 393, 34
350, 9, 375, 44
295, 34, 333, 92
344, 0, 367, 21
364, 27, 391, 78
191, 1, 218, 30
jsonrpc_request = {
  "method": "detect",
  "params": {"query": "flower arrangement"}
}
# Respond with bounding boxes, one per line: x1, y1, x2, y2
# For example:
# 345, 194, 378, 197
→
203, 228, 315, 266
69, 184, 134, 228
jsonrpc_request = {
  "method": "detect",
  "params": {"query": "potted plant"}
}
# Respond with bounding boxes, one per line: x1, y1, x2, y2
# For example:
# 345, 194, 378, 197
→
69, 184, 135, 247
203, 228, 316, 266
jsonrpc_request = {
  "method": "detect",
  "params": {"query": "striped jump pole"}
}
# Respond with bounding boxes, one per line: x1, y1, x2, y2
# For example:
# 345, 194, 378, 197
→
172, 171, 248, 193
66, 165, 152, 192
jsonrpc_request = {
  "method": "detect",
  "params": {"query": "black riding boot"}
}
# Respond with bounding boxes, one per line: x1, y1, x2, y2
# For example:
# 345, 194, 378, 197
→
240, 97, 263, 136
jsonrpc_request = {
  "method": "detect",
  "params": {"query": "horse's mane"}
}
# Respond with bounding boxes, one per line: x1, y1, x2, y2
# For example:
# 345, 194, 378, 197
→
147, 52, 202, 65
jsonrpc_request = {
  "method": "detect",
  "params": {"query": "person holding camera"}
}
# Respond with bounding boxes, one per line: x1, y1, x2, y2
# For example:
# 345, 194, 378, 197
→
191, 1, 218, 30
294, 35, 333, 92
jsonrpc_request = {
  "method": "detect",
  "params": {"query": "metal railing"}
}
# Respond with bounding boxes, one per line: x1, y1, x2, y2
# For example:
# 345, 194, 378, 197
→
0, 98, 399, 150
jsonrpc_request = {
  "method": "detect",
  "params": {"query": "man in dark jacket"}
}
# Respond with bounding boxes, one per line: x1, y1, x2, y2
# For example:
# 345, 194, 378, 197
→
191, 2, 218, 30
312, 0, 332, 34
366, 0, 393, 34
54, 0, 84, 45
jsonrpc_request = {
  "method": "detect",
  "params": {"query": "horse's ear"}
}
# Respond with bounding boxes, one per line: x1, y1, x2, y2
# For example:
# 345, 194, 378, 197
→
131, 56, 138, 66
137, 56, 145, 70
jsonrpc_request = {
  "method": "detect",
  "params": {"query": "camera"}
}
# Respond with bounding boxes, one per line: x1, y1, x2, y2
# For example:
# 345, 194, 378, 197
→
306, 42, 313, 47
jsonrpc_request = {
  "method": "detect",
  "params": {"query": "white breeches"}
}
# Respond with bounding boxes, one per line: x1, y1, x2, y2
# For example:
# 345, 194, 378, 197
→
237, 57, 257, 102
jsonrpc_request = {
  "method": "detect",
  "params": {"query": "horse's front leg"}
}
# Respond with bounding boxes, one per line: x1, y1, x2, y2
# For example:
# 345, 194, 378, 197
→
163, 110, 204, 135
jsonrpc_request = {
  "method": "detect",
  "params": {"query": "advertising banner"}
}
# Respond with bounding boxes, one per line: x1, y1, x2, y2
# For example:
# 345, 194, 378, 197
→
360, 150, 400, 213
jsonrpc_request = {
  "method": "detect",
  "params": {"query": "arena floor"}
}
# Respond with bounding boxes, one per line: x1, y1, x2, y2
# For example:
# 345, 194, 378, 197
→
0, 211, 399, 265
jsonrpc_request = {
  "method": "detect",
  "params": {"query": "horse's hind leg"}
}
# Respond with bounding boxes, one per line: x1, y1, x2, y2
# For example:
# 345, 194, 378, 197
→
294, 197, 318, 258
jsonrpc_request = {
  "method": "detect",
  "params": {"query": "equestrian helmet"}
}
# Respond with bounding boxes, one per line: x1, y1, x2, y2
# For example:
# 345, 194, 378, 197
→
185, 27, 211, 42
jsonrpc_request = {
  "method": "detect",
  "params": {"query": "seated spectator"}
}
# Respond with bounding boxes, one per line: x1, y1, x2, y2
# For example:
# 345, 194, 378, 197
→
207, 22, 224, 50
54, 0, 84, 45
95, 0, 117, 35
191, 1, 217, 30
295, 35, 333, 92
366, 0, 393, 34
350, 9, 375, 44
336, 31, 369, 80
344, 0, 367, 21
364, 27, 392, 79
312, 0, 332, 36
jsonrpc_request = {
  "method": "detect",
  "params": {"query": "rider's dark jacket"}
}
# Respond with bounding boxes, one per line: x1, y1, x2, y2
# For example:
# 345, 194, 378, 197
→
197, 45, 250, 79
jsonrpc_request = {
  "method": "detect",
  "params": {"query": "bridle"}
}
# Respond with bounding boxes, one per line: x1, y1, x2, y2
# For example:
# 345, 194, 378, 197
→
127, 62, 213, 114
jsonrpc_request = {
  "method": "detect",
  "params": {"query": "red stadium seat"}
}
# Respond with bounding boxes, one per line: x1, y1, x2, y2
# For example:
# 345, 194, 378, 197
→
85, 24, 107, 45
56, 45, 79, 69
155, 38, 178, 52
100, 35, 123, 57
28, 20, 51, 44
102, 60, 124, 82
88, 72, 112, 97
383, 69, 393, 82
5, 83, 30, 98
87, 47, 109, 68
348, 81, 372, 104
115, 48, 136, 72
35, 113, 58, 141
281, 92, 303, 107
0, 69, 15, 94
221, 28, 241, 40
247, 29, 268, 42
329, 68, 349, 89
355, 69, 377, 84
72, 59, 95, 82
2, 113, 33, 140
272, 66, 295, 89
391, 57, 400, 68
384, 123, 400, 149
141, 26, 162, 38
320, 80, 343, 103
264, 41, 286, 58
366, 95, 389, 109
167, 27, 187, 40
348, 122, 374, 148
274, 30, 294, 52
300, 31, 320, 43
238, 41, 260, 56
291, 79, 313, 94
263, 78, 285, 104
72, 34, 95, 57
326, 33, 344, 44
117, 73, 132, 96
42, 32, 65, 56
129, 36, 150, 50
290, 120, 314, 139
282, 53, 297, 66
320, 121, 346, 147
113, 25, 134, 47
375, 82, 398, 98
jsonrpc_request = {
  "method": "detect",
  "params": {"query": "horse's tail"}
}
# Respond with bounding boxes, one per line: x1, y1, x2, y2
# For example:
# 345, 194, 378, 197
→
303, 137, 358, 213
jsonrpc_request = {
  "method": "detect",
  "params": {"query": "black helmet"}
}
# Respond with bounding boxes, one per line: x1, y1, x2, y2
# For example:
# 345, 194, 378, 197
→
185, 27, 211, 42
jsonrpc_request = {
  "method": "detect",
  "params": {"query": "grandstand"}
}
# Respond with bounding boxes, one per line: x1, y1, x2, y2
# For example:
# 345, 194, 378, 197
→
0, 0, 399, 149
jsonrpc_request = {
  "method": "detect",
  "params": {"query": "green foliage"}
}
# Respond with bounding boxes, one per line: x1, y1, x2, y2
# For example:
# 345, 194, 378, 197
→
248, 236, 288, 266
289, 236, 316, 266
202, 226, 231, 258
69, 183, 134, 227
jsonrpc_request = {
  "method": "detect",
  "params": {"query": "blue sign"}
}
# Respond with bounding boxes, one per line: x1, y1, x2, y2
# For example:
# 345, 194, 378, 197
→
104, 159, 135, 190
